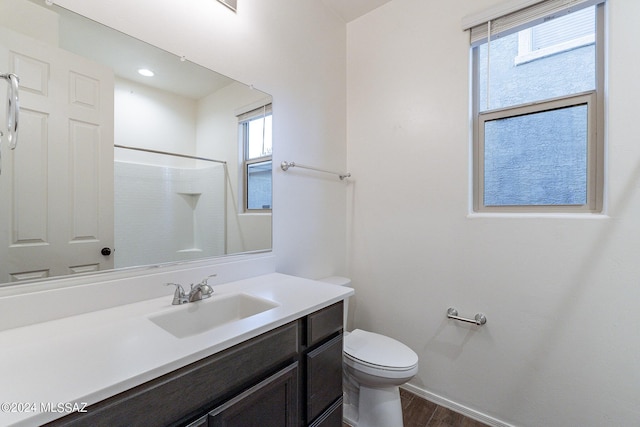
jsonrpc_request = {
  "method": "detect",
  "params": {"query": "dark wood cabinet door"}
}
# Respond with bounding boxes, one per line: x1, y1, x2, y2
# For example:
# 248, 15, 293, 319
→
306, 334, 343, 424
208, 363, 298, 427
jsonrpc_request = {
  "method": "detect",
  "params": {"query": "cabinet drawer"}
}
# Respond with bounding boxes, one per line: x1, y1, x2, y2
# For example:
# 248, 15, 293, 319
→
306, 301, 343, 346
209, 363, 298, 427
309, 397, 343, 427
306, 334, 343, 423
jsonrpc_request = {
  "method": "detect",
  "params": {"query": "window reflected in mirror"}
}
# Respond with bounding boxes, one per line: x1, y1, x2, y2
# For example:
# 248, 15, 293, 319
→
240, 105, 272, 212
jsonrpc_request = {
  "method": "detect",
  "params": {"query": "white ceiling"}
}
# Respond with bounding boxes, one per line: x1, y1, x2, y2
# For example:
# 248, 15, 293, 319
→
29, 0, 393, 99
49, 2, 235, 100
322, 0, 393, 23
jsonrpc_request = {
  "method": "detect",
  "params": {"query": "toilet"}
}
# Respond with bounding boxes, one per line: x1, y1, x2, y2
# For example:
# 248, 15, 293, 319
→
319, 277, 419, 427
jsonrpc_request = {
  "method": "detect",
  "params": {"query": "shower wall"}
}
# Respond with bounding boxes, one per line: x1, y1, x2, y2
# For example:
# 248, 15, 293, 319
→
114, 161, 225, 268
113, 77, 226, 268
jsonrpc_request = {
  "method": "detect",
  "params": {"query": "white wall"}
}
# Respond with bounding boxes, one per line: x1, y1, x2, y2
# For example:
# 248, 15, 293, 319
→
114, 77, 197, 165
0, 0, 59, 44
52, 0, 348, 276
113, 77, 198, 168
196, 82, 272, 253
347, 0, 640, 426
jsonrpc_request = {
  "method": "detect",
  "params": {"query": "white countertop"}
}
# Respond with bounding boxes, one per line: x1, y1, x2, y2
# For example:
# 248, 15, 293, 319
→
0, 273, 353, 426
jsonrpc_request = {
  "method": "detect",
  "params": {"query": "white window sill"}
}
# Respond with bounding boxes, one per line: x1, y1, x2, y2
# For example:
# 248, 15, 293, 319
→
467, 212, 610, 220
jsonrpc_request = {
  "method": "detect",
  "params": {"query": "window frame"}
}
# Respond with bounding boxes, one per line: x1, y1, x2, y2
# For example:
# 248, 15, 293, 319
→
516, 30, 595, 65
239, 104, 272, 213
515, 5, 596, 65
471, 2, 605, 214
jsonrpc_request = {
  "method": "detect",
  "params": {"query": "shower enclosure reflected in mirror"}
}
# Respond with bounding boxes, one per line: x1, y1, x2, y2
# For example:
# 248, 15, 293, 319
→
0, 0, 272, 287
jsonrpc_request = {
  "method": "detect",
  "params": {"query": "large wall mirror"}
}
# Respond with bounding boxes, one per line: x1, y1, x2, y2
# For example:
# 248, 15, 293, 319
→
0, 0, 272, 287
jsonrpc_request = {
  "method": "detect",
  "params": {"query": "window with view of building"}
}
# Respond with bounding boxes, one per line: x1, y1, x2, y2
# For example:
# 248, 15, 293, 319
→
470, 0, 605, 213
239, 104, 272, 212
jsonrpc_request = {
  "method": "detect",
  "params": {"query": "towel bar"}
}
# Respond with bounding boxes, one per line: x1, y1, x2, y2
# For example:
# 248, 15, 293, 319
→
447, 307, 487, 326
280, 161, 351, 180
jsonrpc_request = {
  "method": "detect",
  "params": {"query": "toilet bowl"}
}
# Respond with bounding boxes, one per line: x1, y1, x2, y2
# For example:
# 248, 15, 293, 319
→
319, 277, 419, 427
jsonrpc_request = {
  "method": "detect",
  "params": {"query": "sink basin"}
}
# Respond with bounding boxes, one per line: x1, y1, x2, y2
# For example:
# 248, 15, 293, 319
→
148, 293, 279, 338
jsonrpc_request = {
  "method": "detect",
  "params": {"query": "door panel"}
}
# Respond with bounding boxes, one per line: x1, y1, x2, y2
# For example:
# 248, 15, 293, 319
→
0, 26, 114, 283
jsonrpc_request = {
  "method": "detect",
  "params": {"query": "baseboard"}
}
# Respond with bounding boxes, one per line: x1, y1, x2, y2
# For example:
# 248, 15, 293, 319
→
400, 383, 515, 427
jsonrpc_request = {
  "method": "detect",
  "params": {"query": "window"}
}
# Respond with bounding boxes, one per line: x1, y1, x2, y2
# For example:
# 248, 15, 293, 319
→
515, 6, 596, 65
239, 104, 272, 212
470, 0, 605, 213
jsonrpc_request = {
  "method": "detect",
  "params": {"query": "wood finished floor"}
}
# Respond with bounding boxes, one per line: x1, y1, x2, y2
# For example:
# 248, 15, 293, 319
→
342, 389, 490, 427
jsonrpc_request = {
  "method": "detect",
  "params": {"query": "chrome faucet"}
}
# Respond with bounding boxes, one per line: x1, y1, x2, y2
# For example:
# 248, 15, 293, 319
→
166, 274, 216, 305
166, 283, 189, 305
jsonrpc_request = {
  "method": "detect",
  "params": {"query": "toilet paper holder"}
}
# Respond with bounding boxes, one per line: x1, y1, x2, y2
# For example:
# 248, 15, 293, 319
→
447, 307, 487, 326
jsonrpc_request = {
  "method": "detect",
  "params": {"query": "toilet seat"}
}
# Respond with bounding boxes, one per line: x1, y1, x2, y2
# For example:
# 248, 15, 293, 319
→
344, 329, 418, 373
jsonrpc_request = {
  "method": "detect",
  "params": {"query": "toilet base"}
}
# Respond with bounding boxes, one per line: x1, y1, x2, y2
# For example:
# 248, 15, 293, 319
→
343, 401, 358, 426
343, 385, 404, 427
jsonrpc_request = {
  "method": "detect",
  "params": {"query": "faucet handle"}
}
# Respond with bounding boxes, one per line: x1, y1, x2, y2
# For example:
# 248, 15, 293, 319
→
200, 273, 217, 286
188, 278, 214, 302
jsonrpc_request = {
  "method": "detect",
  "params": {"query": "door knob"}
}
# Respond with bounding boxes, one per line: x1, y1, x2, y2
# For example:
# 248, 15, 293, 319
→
101, 247, 112, 256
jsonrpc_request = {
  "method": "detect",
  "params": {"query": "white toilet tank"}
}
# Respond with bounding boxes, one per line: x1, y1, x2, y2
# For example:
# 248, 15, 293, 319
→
318, 276, 351, 331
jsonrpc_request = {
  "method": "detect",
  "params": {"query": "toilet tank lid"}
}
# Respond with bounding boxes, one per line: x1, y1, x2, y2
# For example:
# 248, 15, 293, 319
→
318, 276, 351, 286
344, 329, 418, 369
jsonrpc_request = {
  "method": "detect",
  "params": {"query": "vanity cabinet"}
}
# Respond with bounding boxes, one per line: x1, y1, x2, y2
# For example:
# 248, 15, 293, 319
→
44, 301, 344, 427
188, 363, 298, 427
207, 363, 298, 426
304, 302, 344, 426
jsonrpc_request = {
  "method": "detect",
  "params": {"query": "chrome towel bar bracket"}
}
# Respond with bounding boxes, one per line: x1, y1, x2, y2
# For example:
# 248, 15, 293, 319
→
447, 307, 487, 326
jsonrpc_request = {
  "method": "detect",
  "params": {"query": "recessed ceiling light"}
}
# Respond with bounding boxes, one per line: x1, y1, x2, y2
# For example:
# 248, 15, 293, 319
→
138, 68, 154, 77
